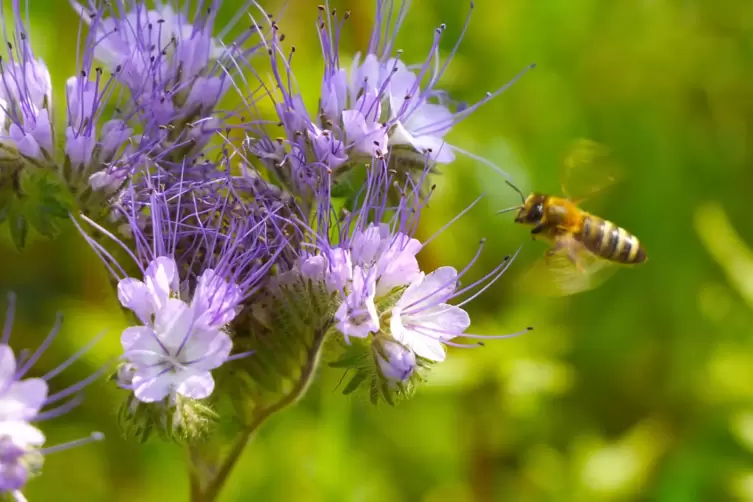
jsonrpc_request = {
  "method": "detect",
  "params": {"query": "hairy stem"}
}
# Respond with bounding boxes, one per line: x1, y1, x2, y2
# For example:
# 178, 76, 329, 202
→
190, 329, 327, 502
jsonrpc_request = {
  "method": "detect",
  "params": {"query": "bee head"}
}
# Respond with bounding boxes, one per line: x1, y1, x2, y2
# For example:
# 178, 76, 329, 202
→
514, 194, 546, 224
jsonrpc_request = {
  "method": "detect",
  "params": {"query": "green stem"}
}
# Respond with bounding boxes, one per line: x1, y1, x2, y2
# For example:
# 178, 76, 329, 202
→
187, 447, 203, 502
191, 330, 327, 502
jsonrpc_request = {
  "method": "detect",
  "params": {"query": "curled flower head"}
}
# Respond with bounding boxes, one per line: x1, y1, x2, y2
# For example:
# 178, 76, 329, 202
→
315, 0, 534, 165
77, 163, 288, 407
0, 293, 104, 498
0, 1, 54, 163
239, 0, 532, 219
69, 0, 266, 163
71, 0, 226, 88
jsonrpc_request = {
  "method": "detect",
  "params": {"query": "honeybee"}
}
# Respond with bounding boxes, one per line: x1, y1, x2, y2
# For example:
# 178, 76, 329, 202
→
500, 139, 647, 295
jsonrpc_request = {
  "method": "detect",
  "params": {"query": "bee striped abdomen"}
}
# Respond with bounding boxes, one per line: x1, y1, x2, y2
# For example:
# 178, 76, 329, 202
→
579, 215, 646, 264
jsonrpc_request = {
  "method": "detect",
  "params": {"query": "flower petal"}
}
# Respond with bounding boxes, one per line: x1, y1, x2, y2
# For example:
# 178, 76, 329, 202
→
117, 278, 155, 324
121, 326, 164, 366
411, 304, 470, 337
0, 378, 48, 421
0, 346, 17, 390
153, 298, 194, 351
399, 266, 458, 309
175, 372, 215, 400
180, 330, 232, 372
406, 333, 446, 362
132, 371, 174, 403
0, 420, 45, 446
144, 256, 179, 309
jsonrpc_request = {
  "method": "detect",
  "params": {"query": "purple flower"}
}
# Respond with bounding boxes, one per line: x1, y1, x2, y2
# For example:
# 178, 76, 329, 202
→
299, 249, 353, 295
70, 0, 255, 128
119, 258, 234, 403
335, 266, 380, 339
0, 293, 104, 498
76, 164, 288, 404
374, 337, 416, 383
350, 222, 422, 297
340, 90, 388, 157
70, 1, 222, 87
191, 269, 243, 331
117, 256, 179, 326
315, 1, 534, 164
390, 267, 470, 362
0, 3, 54, 161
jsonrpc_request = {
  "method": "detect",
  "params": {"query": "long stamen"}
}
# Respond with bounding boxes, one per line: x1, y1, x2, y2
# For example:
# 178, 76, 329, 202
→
40, 432, 104, 455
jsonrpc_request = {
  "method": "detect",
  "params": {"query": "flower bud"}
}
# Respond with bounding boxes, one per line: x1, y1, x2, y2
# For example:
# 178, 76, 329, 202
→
374, 336, 416, 383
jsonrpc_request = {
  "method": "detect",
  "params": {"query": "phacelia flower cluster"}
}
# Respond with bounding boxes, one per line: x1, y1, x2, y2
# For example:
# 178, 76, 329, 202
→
1, 0, 533, 491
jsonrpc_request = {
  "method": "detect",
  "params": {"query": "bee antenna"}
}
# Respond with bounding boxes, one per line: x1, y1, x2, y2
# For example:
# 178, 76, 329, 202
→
505, 180, 526, 204
496, 205, 522, 215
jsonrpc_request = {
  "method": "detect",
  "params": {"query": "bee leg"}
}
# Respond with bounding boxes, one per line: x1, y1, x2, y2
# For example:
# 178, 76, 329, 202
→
544, 240, 564, 264
566, 250, 585, 273
531, 224, 544, 240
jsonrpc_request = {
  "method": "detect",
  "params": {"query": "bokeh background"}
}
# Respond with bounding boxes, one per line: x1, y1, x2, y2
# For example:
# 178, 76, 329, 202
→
2, 0, 753, 500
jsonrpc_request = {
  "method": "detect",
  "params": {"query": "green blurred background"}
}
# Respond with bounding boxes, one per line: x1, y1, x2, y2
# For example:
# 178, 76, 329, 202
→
2, 0, 753, 500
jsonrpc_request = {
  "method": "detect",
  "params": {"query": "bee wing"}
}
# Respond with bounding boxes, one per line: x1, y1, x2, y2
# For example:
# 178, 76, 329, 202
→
521, 237, 620, 296
560, 138, 624, 205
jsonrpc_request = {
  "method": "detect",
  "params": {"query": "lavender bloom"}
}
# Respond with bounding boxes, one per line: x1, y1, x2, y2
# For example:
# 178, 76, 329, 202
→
69, 0, 266, 169
118, 257, 234, 402
334, 265, 379, 339
0, 1, 54, 163
316, 1, 534, 164
0, 0, 270, 229
281, 149, 531, 405
374, 336, 416, 383
297, 152, 507, 333
390, 266, 470, 362
0, 293, 104, 499
76, 167, 287, 407
0, 0, 159, 220
70, 1, 225, 90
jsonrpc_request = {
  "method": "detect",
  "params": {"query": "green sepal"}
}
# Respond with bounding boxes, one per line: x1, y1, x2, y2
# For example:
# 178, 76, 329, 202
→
114, 365, 219, 444
116, 395, 218, 444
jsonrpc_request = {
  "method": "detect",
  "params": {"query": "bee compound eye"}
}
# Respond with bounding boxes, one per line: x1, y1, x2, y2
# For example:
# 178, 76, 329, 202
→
530, 202, 544, 221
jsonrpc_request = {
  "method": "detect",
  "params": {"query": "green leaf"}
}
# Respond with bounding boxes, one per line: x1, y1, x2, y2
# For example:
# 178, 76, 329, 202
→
343, 369, 368, 395
9, 209, 27, 250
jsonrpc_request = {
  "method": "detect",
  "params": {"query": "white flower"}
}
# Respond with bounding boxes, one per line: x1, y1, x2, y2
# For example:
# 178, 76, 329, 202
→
335, 266, 379, 339
387, 67, 455, 163
117, 257, 240, 403
350, 223, 422, 296
117, 256, 178, 326
390, 266, 470, 362
120, 297, 232, 403
0, 345, 48, 425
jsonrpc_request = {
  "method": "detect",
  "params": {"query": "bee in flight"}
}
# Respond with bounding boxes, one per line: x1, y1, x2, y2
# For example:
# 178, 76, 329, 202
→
498, 139, 647, 295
